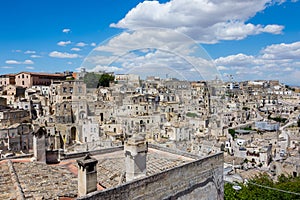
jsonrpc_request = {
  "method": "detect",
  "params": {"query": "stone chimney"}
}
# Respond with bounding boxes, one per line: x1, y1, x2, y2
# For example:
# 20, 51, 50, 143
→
124, 133, 148, 182
77, 154, 98, 197
33, 127, 46, 162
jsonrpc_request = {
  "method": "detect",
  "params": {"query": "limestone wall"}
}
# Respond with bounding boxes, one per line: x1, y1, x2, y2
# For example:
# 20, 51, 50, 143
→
78, 152, 224, 200
61, 146, 124, 160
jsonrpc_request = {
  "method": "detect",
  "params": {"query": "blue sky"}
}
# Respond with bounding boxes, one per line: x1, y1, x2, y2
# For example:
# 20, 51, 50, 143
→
0, 0, 299, 85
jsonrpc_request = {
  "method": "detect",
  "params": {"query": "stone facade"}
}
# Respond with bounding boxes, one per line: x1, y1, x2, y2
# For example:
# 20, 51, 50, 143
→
15, 72, 66, 88
0, 108, 30, 127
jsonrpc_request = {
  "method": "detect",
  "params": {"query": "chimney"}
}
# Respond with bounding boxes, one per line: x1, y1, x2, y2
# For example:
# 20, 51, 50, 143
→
32, 127, 46, 162
77, 154, 98, 197
124, 133, 148, 182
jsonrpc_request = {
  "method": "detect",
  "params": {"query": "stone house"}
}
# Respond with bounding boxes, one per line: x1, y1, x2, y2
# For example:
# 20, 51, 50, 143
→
0, 108, 30, 127
0, 84, 25, 105
0, 123, 33, 152
15, 72, 66, 88
0, 74, 15, 87
270, 157, 300, 178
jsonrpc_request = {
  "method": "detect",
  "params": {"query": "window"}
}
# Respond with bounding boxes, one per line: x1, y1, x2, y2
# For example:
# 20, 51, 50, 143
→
63, 87, 67, 93
22, 81, 25, 85
22, 74, 24, 78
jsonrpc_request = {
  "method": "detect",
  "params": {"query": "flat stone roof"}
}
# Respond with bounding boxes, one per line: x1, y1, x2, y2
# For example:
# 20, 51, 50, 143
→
0, 147, 196, 199
94, 148, 194, 189
13, 161, 77, 199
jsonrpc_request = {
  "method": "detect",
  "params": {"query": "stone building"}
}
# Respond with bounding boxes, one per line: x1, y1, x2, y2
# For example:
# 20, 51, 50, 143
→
15, 72, 66, 88
0, 97, 7, 107
0, 108, 30, 127
0, 123, 33, 152
0, 84, 25, 105
270, 157, 300, 178
0, 74, 15, 87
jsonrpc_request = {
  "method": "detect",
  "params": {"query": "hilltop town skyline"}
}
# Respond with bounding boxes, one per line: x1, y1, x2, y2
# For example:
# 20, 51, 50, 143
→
0, 1, 300, 199
1, 68, 300, 199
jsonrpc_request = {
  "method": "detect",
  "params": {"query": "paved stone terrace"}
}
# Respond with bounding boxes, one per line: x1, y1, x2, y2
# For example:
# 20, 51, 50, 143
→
13, 161, 77, 199
0, 147, 195, 199
94, 148, 194, 189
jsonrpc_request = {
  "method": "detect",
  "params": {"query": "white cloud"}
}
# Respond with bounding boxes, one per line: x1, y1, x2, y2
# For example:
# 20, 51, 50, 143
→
94, 29, 199, 55
49, 51, 80, 58
260, 41, 300, 60
24, 50, 36, 54
110, 0, 287, 43
214, 41, 300, 84
57, 40, 71, 46
87, 65, 123, 72
71, 47, 81, 51
217, 66, 229, 71
12, 50, 22, 53
25, 66, 34, 70
91, 42, 97, 47
6, 60, 21, 64
5, 59, 34, 64
62, 28, 71, 33
83, 29, 220, 81
1, 66, 14, 69
215, 54, 255, 66
23, 60, 34, 64
67, 62, 73, 65
30, 55, 41, 58
76, 42, 88, 47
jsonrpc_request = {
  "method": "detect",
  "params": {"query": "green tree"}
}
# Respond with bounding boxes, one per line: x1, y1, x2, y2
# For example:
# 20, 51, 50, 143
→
228, 129, 236, 139
83, 72, 102, 88
225, 173, 300, 200
186, 112, 198, 118
98, 73, 115, 87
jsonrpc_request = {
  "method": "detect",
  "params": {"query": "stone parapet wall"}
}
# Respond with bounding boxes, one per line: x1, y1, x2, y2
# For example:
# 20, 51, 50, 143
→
7, 160, 25, 200
148, 143, 201, 159
61, 146, 124, 160
78, 152, 224, 200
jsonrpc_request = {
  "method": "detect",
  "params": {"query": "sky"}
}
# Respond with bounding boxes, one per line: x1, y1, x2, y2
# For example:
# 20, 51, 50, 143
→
0, 0, 299, 85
